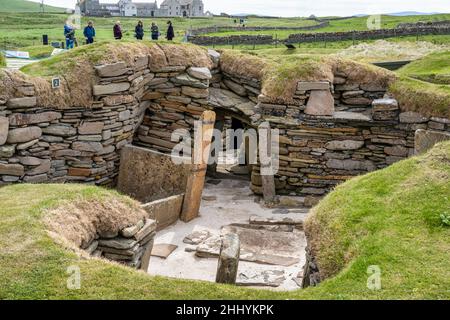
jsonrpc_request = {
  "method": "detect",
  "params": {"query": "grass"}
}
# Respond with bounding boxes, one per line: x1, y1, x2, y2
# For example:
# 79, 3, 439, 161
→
304, 141, 450, 299
205, 14, 450, 37
389, 76, 450, 118
0, 0, 66, 13
1, 12, 450, 49
19, 41, 122, 77
1, 142, 450, 299
387, 50, 450, 118
0, 13, 319, 48
0, 52, 5, 67
17, 45, 54, 59
397, 50, 450, 84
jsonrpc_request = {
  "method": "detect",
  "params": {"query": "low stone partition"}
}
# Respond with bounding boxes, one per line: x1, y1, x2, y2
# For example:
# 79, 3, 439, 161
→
287, 25, 450, 44
117, 145, 191, 230
117, 145, 191, 203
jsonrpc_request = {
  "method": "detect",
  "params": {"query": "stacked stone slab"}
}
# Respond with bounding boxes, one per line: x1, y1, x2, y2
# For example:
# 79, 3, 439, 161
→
86, 218, 156, 269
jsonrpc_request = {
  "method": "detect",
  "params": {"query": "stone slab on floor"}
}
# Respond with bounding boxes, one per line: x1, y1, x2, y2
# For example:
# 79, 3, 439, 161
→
195, 225, 304, 267
237, 270, 286, 287
183, 230, 212, 245
151, 244, 178, 259
249, 215, 305, 229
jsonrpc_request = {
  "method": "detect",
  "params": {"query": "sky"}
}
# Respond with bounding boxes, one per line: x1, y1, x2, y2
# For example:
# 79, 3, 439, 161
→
33, 0, 450, 17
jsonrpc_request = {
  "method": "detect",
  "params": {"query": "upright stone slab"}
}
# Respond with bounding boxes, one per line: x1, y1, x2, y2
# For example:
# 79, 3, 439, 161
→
304, 90, 334, 116
181, 111, 216, 222
215, 233, 240, 285
415, 129, 450, 155
258, 122, 276, 203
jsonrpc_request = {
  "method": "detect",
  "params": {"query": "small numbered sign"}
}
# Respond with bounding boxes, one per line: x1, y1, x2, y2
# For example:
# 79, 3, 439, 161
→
51, 77, 61, 89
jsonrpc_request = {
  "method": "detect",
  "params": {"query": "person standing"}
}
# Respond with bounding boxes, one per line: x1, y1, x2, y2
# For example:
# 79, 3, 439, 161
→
166, 21, 174, 41
135, 20, 144, 40
113, 21, 122, 40
83, 21, 96, 44
64, 23, 75, 49
150, 22, 159, 40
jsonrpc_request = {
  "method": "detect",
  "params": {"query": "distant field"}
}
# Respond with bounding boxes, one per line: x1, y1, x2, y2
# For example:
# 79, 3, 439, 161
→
206, 14, 450, 36
0, 13, 319, 48
1, 12, 449, 50
0, 0, 66, 13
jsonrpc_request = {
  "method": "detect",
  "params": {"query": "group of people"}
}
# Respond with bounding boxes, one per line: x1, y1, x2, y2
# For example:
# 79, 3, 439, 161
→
63, 20, 175, 50
130, 20, 174, 41
115, 20, 174, 41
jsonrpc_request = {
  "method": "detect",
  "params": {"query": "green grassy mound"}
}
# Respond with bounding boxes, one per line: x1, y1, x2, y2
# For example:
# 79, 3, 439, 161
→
0, 0, 66, 13
398, 50, 450, 85
0, 184, 271, 300
390, 50, 450, 118
18, 45, 54, 59
1, 142, 450, 299
305, 141, 450, 299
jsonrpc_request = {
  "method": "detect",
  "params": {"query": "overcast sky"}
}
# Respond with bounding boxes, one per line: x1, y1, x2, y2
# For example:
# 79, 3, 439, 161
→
34, 0, 450, 17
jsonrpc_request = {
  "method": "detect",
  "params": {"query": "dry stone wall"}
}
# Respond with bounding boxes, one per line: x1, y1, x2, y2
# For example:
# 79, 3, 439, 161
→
1, 45, 450, 207
188, 34, 274, 46
287, 25, 450, 43
189, 22, 330, 36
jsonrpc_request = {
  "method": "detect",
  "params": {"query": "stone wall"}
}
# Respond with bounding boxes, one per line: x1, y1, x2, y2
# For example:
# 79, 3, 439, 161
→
249, 81, 450, 206
287, 25, 450, 43
0, 56, 154, 186
187, 24, 450, 46
188, 34, 274, 46
1, 45, 450, 208
189, 21, 330, 36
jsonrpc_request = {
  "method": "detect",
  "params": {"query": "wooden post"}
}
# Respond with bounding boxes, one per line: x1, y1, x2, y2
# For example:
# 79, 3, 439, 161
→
181, 110, 216, 222
258, 122, 276, 203
216, 233, 240, 284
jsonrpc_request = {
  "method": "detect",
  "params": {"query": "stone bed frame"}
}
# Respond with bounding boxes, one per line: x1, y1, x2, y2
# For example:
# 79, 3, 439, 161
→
1, 47, 450, 211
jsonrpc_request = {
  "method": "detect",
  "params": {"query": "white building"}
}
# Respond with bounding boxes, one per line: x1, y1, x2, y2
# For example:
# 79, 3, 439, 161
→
78, 0, 206, 17
119, 0, 137, 16
160, 0, 205, 17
